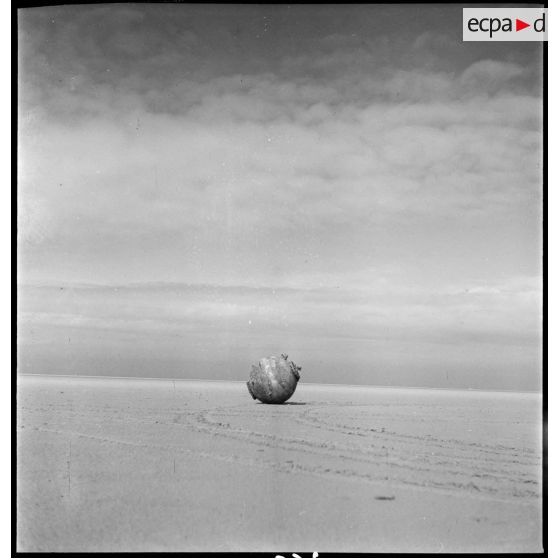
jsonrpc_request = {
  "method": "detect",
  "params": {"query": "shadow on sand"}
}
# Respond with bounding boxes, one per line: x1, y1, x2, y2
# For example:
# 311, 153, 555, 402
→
256, 401, 308, 405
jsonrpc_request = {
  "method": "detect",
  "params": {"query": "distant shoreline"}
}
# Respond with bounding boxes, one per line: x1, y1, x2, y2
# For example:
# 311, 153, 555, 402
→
17, 373, 542, 395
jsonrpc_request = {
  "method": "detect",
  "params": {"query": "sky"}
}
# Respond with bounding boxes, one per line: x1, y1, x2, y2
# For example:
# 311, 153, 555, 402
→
17, 4, 543, 390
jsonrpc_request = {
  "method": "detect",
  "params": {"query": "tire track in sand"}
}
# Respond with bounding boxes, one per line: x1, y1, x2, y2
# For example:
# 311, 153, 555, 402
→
172, 404, 541, 502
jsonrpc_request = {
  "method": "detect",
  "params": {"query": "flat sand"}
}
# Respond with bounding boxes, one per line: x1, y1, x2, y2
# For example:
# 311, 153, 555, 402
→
17, 375, 543, 552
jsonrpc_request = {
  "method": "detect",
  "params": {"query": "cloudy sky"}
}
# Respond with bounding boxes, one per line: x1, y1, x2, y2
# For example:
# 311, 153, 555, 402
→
18, 5, 543, 390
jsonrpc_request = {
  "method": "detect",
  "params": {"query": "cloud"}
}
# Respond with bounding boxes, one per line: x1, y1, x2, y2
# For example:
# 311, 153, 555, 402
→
19, 63, 541, 264
19, 271, 541, 344
460, 59, 525, 95
18, 274, 541, 388
17, 5, 543, 389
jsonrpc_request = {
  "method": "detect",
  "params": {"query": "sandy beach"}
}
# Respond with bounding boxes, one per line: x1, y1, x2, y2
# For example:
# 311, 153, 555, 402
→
16, 374, 542, 552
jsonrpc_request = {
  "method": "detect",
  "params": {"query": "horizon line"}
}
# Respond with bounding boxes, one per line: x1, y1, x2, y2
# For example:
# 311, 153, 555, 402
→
16, 373, 542, 395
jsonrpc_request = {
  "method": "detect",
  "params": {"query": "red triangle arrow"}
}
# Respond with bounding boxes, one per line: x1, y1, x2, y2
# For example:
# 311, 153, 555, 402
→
516, 18, 530, 31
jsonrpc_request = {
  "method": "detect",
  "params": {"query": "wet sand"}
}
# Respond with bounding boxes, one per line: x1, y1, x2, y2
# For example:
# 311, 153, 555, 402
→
16, 375, 543, 552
